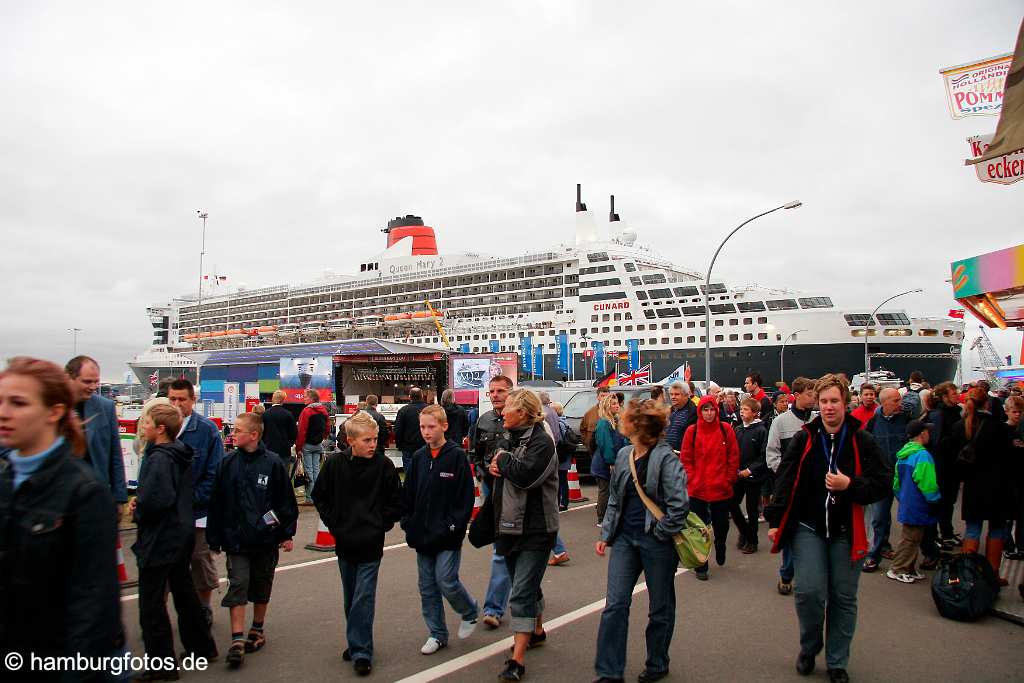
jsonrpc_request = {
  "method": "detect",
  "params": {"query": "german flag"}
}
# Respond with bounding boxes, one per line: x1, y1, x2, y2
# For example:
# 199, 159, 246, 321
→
593, 370, 617, 388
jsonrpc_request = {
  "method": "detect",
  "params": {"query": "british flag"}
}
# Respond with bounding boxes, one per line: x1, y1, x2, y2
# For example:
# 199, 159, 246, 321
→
617, 363, 651, 386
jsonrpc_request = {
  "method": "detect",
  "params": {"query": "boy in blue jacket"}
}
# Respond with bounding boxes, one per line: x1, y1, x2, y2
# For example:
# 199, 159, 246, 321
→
207, 412, 298, 668
887, 420, 941, 584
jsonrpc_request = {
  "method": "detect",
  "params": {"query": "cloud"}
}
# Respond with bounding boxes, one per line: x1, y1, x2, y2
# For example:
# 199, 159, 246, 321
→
1, 1, 1021, 379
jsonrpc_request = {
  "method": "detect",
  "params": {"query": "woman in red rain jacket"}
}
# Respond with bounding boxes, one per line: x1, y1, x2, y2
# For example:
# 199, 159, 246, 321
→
681, 395, 740, 579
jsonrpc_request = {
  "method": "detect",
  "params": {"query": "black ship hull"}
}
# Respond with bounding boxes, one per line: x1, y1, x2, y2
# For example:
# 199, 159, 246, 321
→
538, 341, 960, 388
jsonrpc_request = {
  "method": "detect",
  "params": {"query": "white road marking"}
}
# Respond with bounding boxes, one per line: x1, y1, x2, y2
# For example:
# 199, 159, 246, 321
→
119, 541, 409, 603
393, 568, 687, 683
120, 498, 596, 603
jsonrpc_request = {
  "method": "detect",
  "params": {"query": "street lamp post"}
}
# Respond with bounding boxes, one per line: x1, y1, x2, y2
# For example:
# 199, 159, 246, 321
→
704, 200, 802, 384
780, 329, 808, 385
196, 210, 208, 343
863, 288, 923, 376
68, 327, 82, 355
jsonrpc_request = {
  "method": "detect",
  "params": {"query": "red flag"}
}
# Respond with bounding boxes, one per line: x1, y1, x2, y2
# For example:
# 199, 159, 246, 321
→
948, 309, 965, 319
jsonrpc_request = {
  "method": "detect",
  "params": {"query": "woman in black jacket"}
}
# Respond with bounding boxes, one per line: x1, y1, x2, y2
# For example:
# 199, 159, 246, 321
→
953, 385, 1014, 583
488, 389, 559, 682
0, 357, 124, 681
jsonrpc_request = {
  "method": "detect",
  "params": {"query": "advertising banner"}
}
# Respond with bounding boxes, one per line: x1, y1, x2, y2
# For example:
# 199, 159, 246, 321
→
940, 53, 1012, 119
460, 343, 471, 352
967, 134, 1024, 185
449, 353, 519, 405
626, 338, 640, 372
280, 355, 334, 391
533, 343, 543, 378
224, 382, 240, 423
489, 339, 500, 353
592, 341, 606, 374
556, 333, 569, 372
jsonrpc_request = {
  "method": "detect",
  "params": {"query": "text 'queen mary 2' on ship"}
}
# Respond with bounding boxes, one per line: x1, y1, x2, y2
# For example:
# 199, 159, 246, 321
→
139, 186, 964, 389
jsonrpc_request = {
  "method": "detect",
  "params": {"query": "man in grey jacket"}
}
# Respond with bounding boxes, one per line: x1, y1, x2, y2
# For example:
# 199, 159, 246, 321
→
766, 377, 817, 595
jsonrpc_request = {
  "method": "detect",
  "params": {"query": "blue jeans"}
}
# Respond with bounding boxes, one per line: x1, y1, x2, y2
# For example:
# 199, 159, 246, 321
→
780, 543, 794, 582
964, 520, 1006, 541
504, 549, 550, 633
594, 530, 679, 679
553, 535, 567, 556
338, 558, 380, 662
867, 492, 893, 560
416, 550, 478, 642
792, 526, 864, 670
301, 443, 323, 504
401, 449, 417, 476
481, 479, 510, 618
558, 468, 569, 508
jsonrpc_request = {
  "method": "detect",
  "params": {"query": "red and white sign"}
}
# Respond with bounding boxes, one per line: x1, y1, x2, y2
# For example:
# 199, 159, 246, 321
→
967, 134, 1024, 185
245, 398, 261, 413
593, 301, 629, 311
940, 54, 1011, 119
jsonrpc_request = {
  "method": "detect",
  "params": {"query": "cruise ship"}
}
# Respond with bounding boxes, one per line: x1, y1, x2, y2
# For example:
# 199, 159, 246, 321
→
131, 187, 964, 389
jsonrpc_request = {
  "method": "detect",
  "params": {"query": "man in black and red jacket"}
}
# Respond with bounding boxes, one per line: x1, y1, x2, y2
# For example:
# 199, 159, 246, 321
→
766, 374, 890, 683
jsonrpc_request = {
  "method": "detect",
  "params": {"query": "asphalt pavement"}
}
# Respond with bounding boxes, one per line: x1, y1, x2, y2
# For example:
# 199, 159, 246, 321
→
116, 483, 1024, 682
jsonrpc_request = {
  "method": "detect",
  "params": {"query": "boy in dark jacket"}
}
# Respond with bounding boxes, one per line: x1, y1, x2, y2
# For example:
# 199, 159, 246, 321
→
133, 404, 217, 678
730, 398, 769, 553
207, 412, 298, 669
402, 405, 479, 655
312, 412, 402, 676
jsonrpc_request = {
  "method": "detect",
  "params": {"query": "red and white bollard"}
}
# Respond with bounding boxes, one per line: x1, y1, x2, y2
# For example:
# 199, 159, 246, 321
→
116, 535, 130, 583
568, 458, 587, 503
305, 519, 336, 552
471, 464, 484, 520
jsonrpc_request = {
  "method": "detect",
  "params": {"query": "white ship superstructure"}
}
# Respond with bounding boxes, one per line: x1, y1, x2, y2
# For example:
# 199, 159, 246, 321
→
135, 188, 964, 387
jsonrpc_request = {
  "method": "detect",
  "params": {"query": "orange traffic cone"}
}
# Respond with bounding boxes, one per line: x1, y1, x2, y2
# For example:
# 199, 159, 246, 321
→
305, 519, 336, 552
115, 536, 129, 585
471, 464, 484, 520
568, 459, 587, 503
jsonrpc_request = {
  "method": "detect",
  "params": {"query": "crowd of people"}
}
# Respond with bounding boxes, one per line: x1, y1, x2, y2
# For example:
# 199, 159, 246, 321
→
1, 355, 1022, 682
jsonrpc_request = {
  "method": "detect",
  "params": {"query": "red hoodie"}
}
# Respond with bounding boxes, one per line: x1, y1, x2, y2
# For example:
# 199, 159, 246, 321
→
680, 395, 740, 502
849, 402, 877, 430
296, 402, 330, 449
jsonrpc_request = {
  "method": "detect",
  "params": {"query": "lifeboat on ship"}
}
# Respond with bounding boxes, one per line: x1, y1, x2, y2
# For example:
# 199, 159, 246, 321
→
384, 313, 413, 326
354, 315, 384, 330
224, 329, 246, 340
327, 318, 352, 333
256, 325, 278, 339
277, 323, 299, 338
301, 321, 324, 335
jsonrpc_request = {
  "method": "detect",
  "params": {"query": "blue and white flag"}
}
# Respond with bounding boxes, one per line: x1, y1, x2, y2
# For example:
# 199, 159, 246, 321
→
520, 336, 533, 371
626, 338, 640, 372
534, 343, 544, 377
555, 333, 569, 372
459, 343, 470, 353
489, 339, 500, 353
592, 340, 606, 374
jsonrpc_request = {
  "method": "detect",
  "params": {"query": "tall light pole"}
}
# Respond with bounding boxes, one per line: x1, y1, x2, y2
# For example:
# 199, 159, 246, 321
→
780, 329, 808, 385
864, 288, 923, 376
196, 210, 208, 342
704, 200, 802, 384
68, 327, 82, 355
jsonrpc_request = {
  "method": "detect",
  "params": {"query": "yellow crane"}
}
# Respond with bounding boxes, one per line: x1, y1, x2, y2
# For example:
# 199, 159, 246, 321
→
425, 299, 452, 350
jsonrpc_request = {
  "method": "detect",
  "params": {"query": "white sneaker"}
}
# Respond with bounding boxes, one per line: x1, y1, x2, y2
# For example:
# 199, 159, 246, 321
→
908, 570, 926, 581
420, 637, 446, 655
457, 618, 478, 639
886, 569, 915, 584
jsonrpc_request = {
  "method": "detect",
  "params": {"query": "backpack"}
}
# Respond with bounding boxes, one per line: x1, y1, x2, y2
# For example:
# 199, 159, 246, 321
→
556, 424, 581, 464
931, 552, 1000, 622
901, 389, 922, 418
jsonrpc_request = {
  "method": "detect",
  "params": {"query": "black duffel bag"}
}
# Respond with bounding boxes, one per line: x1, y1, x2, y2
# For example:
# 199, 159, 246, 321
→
931, 552, 1000, 622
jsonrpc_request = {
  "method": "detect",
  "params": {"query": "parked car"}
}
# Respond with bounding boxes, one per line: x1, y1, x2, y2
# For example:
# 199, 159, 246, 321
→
562, 385, 662, 478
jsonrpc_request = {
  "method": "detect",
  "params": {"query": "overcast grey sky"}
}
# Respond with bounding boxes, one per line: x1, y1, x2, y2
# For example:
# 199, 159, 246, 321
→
2, 1, 1021, 381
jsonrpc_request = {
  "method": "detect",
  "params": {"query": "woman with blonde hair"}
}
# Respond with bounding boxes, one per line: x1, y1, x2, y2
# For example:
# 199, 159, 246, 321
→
592, 393, 625, 525
487, 388, 560, 681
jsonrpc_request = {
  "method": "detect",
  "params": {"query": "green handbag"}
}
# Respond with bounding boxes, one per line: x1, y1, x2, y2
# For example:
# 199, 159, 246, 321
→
629, 452, 713, 569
